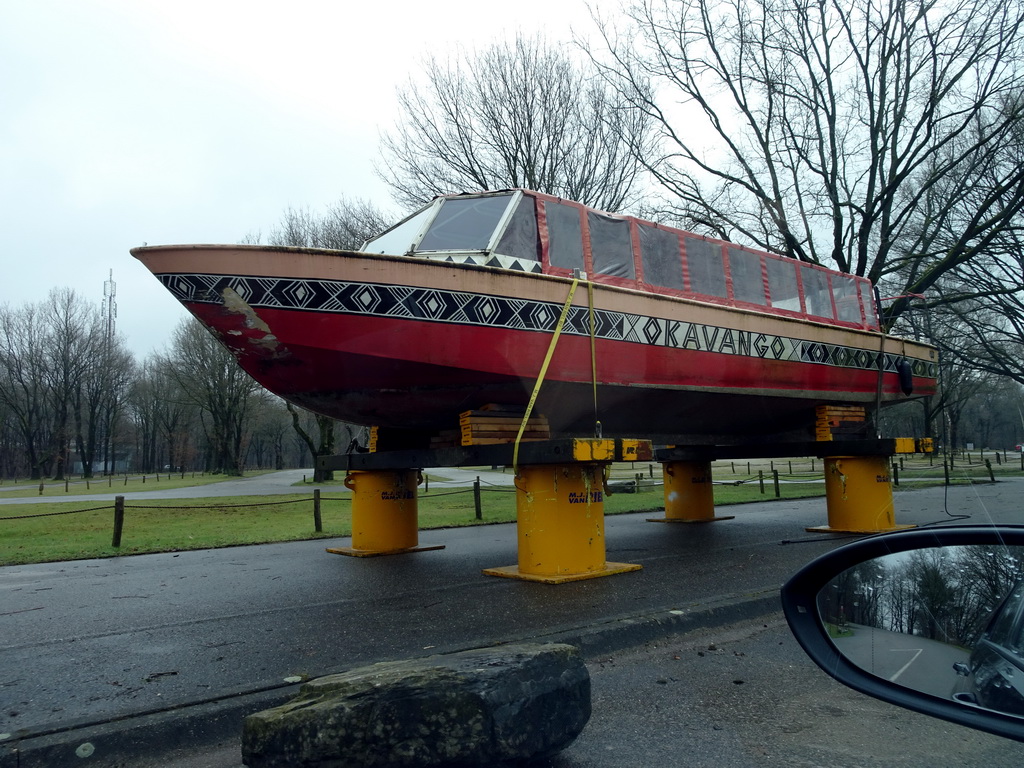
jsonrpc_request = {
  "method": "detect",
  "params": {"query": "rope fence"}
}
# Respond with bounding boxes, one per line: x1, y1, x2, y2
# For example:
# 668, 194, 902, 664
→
0, 505, 112, 521
0, 477, 521, 550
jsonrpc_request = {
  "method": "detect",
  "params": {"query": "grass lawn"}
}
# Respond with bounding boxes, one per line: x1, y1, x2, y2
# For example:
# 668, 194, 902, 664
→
826, 622, 855, 639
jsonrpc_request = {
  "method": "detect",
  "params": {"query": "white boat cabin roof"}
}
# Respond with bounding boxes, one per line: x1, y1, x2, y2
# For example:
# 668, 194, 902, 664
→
362, 190, 880, 331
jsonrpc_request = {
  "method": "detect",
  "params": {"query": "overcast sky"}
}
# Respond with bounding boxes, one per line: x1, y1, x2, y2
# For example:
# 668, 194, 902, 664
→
1, 0, 596, 357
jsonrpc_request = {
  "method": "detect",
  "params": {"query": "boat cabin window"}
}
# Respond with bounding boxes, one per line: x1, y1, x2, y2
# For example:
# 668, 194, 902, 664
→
589, 212, 635, 279
638, 224, 684, 290
685, 237, 729, 299
727, 247, 767, 305
494, 196, 540, 261
765, 257, 802, 312
367, 191, 879, 331
832, 274, 863, 324
546, 202, 585, 271
362, 206, 435, 255
416, 195, 513, 252
860, 282, 878, 327
802, 267, 835, 320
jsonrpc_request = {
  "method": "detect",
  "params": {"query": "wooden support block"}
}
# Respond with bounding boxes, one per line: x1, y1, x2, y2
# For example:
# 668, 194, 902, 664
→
460, 436, 549, 446
461, 423, 550, 434
815, 405, 869, 442
457, 410, 551, 446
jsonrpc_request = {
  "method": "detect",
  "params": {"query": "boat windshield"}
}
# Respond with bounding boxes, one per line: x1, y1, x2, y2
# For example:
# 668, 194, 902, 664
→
416, 194, 515, 252
362, 206, 436, 255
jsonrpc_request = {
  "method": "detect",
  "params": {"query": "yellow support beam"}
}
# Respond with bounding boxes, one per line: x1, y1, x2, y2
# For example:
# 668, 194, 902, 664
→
568, 438, 616, 462
327, 469, 445, 557
619, 439, 651, 462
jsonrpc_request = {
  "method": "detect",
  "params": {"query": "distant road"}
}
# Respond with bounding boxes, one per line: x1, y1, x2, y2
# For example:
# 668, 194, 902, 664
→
0, 467, 516, 505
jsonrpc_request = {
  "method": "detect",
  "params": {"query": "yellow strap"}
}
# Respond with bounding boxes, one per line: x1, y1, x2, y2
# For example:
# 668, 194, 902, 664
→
588, 280, 599, 436
514, 279, 579, 475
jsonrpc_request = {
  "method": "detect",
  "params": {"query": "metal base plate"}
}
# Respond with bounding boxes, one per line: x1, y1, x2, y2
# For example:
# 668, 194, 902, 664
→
481, 562, 642, 584
646, 515, 735, 524
805, 523, 916, 535
326, 544, 446, 558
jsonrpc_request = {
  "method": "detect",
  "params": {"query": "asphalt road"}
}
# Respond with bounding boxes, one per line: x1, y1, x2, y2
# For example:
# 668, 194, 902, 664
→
140, 614, 1024, 768
833, 623, 971, 699
2, 477, 1022, 766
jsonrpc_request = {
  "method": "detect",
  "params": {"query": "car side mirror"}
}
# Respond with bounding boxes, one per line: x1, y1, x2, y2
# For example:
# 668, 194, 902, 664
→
782, 525, 1024, 742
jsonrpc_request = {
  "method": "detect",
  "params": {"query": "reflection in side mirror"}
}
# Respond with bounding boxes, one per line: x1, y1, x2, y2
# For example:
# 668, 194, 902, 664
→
818, 545, 1024, 716
782, 526, 1024, 742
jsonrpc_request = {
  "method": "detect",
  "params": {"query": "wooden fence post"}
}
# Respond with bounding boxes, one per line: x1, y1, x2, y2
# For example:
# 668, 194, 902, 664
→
772, 469, 780, 498
112, 496, 125, 547
474, 477, 482, 520
313, 489, 323, 533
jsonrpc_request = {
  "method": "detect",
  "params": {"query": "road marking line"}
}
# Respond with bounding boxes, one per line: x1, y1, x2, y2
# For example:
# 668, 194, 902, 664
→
889, 648, 923, 682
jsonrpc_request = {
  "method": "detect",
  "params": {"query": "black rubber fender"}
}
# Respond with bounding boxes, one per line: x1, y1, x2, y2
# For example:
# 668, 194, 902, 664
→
897, 358, 914, 395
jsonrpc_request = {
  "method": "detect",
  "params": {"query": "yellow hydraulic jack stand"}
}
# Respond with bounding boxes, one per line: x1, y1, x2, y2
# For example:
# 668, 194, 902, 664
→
483, 462, 642, 584
648, 460, 734, 524
807, 455, 914, 534
326, 469, 445, 557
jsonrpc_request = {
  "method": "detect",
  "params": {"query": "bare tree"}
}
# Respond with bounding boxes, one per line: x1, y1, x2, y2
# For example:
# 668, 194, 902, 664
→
959, 377, 1024, 450
159, 319, 266, 475
956, 546, 1024, 640
264, 196, 392, 250
591, 0, 1024, 323
73, 327, 133, 478
379, 34, 655, 212
0, 290, 130, 480
884, 103, 1024, 375
248, 397, 291, 470
41, 289, 101, 480
936, 285, 1024, 387
285, 401, 335, 482
0, 301, 52, 479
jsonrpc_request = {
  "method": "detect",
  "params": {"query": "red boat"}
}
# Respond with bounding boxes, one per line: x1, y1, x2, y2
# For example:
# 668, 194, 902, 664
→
132, 190, 937, 446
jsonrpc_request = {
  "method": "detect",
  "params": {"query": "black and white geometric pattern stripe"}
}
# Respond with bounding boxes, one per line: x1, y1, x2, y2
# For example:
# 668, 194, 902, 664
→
159, 274, 937, 378
423, 252, 544, 274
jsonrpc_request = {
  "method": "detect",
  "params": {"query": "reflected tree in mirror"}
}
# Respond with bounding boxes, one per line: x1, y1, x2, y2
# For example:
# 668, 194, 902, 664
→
818, 546, 1024, 716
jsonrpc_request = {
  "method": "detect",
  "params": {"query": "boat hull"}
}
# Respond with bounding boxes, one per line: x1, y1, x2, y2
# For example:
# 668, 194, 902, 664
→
133, 245, 938, 443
